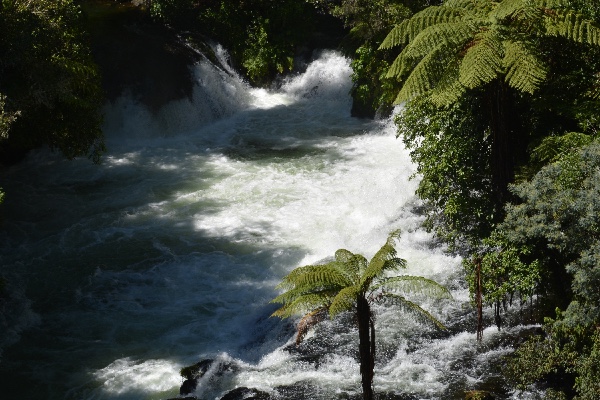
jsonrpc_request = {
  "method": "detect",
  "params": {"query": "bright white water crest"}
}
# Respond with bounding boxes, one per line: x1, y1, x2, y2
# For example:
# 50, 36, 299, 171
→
0, 50, 539, 399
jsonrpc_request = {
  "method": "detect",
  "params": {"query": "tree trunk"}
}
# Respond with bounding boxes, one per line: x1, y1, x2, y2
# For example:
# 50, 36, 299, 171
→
357, 295, 374, 400
487, 80, 524, 207
475, 257, 483, 342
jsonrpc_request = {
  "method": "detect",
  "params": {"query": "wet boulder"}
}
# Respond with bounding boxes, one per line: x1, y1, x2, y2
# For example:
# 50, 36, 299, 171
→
179, 359, 214, 395
219, 387, 271, 400
178, 358, 241, 396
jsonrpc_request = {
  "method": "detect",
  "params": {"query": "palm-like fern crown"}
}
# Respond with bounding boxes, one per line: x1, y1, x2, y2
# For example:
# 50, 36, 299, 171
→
271, 231, 452, 331
380, 0, 600, 106
271, 231, 404, 319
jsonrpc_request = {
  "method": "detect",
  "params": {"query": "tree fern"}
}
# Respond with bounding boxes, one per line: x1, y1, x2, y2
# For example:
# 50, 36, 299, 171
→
428, 59, 466, 107
379, 6, 467, 50
296, 307, 328, 345
546, 10, 600, 45
503, 40, 548, 93
329, 285, 361, 318
380, 293, 447, 330
372, 276, 452, 300
272, 292, 334, 318
458, 28, 504, 89
382, 0, 600, 107
271, 231, 450, 400
392, 42, 454, 103
399, 22, 475, 62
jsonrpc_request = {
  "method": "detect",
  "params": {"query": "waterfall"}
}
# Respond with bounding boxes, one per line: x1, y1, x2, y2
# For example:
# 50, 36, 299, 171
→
0, 50, 538, 399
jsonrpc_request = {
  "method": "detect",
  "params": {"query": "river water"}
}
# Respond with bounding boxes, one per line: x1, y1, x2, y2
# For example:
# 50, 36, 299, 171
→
0, 51, 536, 399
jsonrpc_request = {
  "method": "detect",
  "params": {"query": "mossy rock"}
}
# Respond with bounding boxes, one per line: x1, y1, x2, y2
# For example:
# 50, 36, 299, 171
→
465, 390, 494, 400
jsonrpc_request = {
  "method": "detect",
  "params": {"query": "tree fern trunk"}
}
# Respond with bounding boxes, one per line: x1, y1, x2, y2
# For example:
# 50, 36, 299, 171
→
357, 295, 374, 400
488, 80, 530, 211
488, 80, 516, 206
475, 256, 483, 342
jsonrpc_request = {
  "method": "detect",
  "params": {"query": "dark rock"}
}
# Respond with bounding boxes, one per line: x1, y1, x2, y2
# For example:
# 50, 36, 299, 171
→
82, 0, 201, 112
178, 358, 241, 396
512, 326, 545, 347
219, 387, 271, 400
180, 378, 198, 396
179, 359, 214, 395
350, 96, 376, 119
165, 397, 197, 400
180, 359, 214, 381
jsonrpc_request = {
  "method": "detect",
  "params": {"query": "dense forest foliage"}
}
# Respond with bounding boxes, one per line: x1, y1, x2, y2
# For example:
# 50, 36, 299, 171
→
0, 0, 105, 164
1, 0, 600, 398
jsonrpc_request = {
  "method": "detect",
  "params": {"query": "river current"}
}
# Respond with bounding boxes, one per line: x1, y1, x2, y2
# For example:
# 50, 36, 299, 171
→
0, 50, 537, 399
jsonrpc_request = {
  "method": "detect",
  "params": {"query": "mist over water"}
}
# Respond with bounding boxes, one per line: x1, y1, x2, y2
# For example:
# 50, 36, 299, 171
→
0, 51, 535, 399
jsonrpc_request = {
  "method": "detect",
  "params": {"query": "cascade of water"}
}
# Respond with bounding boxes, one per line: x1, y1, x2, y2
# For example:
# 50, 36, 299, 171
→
0, 50, 539, 400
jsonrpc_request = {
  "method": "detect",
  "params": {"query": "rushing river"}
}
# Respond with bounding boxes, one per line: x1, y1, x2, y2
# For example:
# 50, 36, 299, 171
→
0, 50, 537, 399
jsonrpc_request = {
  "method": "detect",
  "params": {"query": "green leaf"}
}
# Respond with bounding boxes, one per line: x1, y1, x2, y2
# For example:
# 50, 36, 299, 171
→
503, 40, 548, 93
381, 293, 447, 330
458, 28, 504, 89
374, 276, 453, 300
329, 285, 360, 318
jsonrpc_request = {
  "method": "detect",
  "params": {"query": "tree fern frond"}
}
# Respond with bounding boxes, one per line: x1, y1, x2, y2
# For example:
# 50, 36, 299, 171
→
290, 263, 353, 289
386, 52, 417, 81
373, 276, 453, 300
429, 58, 466, 107
271, 292, 333, 319
333, 250, 366, 281
387, 229, 403, 242
445, 0, 493, 14
503, 40, 548, 93
271, 285, 340, 306
360, 240, 404, 289
372, 239, 398, 263
545, 11, 600, 46
407, 6, 470, 39
490, 0, 520, 20
379, 19, 411, 50
278, 262, 352, 288
353, 254, 369, 276
401, 22, 476, 61
459, 28, 504, 89
277, 263, 329, 288
335, 249, 355, 263
392, 42, 455, 103
490, 0, 543, 23
379, 6, 467, 50
381, 293, 447, 330
329, 285, 360, 318
532, 0, 570, 8
383, 257, 408, 271
429, 66, 467, 107
296, 307, 328, 345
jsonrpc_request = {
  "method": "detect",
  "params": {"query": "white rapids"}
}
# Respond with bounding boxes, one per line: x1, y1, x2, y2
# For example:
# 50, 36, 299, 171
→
0, 49, 537, 399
